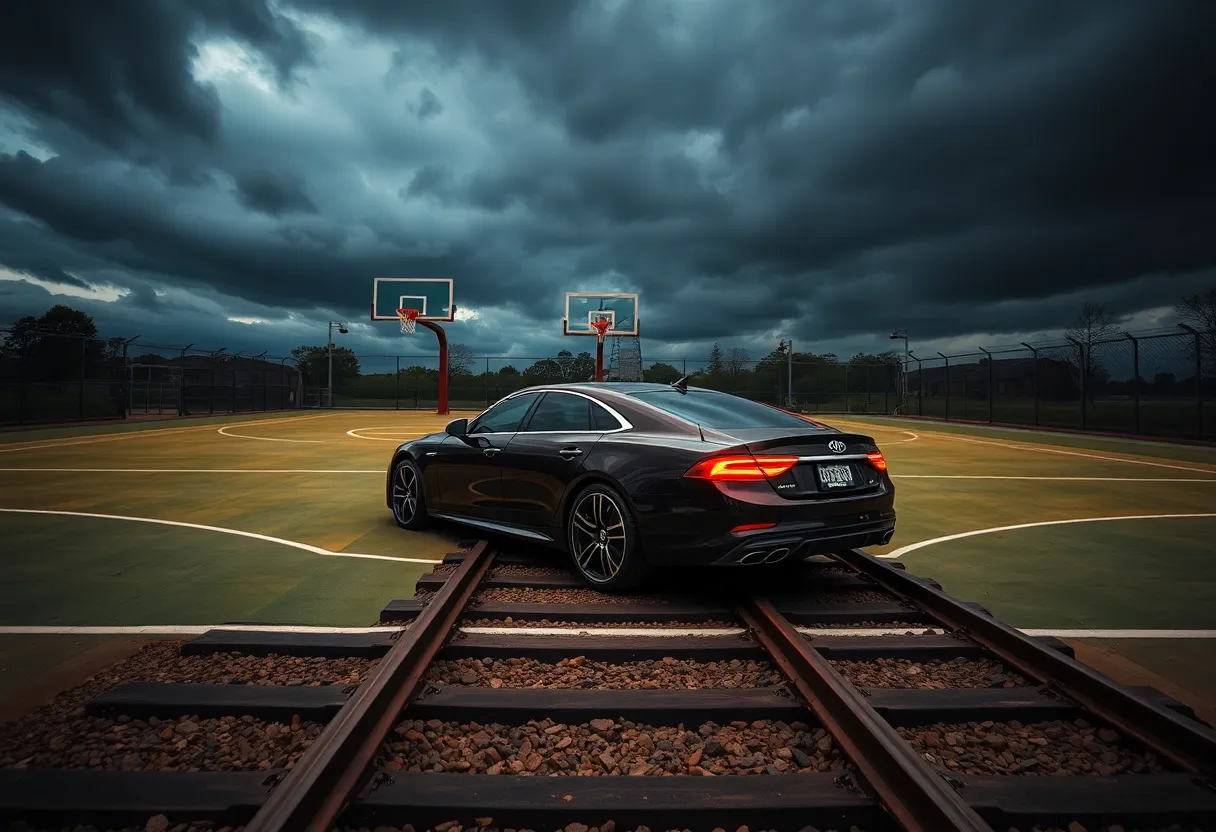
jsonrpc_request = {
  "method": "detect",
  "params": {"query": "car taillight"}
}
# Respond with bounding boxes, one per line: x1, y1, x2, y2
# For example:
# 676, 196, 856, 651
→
684, 455, 799, 481
866, 451, 888, 471
730, 522, 777, 534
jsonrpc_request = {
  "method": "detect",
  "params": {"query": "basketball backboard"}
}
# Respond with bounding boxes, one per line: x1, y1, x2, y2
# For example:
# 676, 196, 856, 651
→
563, 292, 639, 337
371, 278, 455, 322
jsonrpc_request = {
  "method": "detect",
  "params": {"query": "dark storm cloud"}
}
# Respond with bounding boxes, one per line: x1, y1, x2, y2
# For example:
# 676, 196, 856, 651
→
234, 169, 318, 216
0, 0, 313, 163
411, 87, 444, 121
1, 0, 1214, 359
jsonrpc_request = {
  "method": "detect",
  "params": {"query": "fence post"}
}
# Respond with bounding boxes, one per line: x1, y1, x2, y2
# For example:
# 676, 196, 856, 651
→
17, 334, 27, 425
1066, 336, 1086, 429
1179, 324, 1203, 438
486, 357, 490, 406
1020, 343, 1038, 426
1125, 333, 1140, 434
937, 353, 949, 421
78, 337, 86, 419
395, 356, 401, 411
279, 358, 288, 409
915, 357, 923, 416
979, 347, 993, 423
843, 365, 850, 413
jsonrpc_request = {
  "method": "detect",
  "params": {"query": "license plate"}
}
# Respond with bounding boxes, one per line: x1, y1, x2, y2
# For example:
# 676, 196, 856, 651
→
818, 464, 855, 488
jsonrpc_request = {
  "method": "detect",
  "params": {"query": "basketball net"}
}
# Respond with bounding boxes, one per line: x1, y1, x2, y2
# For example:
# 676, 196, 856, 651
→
397, 307, 419, 334
591, 316, 612, 344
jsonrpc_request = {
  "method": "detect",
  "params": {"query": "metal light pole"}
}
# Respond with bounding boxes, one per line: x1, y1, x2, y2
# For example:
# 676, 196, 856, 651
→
889, 329, 909, 410
327, 321, 348, 408
776, 339, 793, 408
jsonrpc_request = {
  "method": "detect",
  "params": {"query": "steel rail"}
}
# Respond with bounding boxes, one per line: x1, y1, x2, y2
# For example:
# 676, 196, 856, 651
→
832, 547, 1216, 778
737, 597, 992, 832
244, 539, 497, 832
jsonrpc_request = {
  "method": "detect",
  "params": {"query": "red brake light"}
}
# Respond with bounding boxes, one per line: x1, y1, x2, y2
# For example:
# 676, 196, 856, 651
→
730, 522, 777, 534
866, 451, 888, 472
684, 455, 799, 481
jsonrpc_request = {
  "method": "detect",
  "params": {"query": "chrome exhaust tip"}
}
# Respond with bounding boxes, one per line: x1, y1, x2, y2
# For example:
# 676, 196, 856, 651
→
879, 529, 895, 545
739, 551, 768, 565
763, 548, 790, 564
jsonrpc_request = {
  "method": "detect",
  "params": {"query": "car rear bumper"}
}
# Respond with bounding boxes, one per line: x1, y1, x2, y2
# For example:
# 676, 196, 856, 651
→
643, 512, 896, 567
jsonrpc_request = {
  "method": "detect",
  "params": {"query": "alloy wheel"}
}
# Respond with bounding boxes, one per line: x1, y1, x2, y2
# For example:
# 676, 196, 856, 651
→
391, 463, 418, 524
569, 491, 627, 583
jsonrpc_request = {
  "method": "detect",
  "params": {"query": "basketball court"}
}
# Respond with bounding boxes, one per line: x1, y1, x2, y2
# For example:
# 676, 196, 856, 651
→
1, 278, 1214, 721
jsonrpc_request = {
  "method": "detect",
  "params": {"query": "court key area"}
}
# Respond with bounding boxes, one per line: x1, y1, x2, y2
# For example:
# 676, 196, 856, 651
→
0, 409, 1214, 722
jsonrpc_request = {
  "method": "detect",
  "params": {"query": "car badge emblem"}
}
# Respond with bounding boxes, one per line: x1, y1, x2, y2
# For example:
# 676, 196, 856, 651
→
828, 440, 847, 453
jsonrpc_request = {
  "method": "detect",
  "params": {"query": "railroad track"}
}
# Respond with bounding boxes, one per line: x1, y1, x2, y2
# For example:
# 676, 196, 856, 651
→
2, 542, 1215, 832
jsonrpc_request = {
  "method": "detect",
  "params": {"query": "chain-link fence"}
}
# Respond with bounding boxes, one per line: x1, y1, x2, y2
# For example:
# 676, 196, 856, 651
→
1, 330, 302, 426
6, 325, 1212, 440
902, 329, 1214, 440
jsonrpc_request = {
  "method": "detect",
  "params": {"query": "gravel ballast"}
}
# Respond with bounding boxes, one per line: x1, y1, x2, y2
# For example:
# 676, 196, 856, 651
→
427, 657, 784, 690
832, 656, 1028, 689
788, 590, 894, 605
335, 826, 863, 832
491, 565, 576, 578
897, 719, 1170, 776
140, 653, 375, 687
473, 588, 677, 605
385, 717, 844, 776
0, 713, 322, 771
461, 618, 740, 629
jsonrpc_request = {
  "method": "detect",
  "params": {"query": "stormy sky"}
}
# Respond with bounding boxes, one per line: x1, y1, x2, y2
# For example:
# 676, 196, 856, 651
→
1, 0, 1214, 364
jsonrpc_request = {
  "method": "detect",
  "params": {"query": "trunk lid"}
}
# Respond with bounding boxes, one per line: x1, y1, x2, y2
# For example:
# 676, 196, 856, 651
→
710, 428, 886, 499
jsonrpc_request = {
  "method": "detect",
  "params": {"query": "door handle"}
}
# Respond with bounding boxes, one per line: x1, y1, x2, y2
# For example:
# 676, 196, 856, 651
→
558, 447, 583, 458
483, 447, 501, 457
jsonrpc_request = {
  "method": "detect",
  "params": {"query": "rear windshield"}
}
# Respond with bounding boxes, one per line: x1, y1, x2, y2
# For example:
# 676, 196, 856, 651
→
629, 390, 817, 430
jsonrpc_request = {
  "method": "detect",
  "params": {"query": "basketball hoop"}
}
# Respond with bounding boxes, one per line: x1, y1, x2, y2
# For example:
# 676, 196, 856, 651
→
397, 308, 419, 334
591, 316, 612, 344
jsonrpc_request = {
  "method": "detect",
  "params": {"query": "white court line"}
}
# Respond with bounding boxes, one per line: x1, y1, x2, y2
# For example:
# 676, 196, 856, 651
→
892, 475, 1216, 482
826, 420, 919, 445
457, 626, 747, 637
0, 413, 340, 454
878, 513, 1216, 559
0, 468, 382, 473
217, 425, 322, 443
1021, 629, 1216, 639
931, 432, 1216, 475
0, 508, 441, 564
347, 428, 428, 441
0, 624, 406, 635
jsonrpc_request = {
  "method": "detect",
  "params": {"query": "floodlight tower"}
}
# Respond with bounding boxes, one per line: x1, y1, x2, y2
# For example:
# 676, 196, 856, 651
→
327, 321, 349, 408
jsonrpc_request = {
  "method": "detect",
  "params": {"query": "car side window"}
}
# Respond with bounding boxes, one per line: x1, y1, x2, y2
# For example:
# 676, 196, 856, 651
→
523, 392, 591, 432
469, 393, 540, 434
590, 401, 622, 431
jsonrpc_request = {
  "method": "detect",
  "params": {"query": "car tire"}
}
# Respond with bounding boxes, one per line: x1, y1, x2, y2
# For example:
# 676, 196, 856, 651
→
566, 482, 648, 592
390, 457, 431, 530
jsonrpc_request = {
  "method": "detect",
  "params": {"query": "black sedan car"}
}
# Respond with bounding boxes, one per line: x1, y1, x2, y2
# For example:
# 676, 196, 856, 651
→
386, 382, 895, 590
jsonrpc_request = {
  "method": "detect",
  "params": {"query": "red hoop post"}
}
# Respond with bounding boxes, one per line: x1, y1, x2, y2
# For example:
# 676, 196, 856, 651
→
591, 317, 612, 382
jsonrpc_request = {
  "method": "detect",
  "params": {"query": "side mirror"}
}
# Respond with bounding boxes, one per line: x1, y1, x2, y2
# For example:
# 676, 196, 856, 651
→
445, 418, 468, 437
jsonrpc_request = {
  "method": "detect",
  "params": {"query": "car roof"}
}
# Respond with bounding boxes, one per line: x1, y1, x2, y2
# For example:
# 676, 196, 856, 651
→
525, 382, 716, 395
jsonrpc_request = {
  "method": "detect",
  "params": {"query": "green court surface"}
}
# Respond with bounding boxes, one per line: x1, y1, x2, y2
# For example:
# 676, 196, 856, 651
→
0, 409, 1214, 720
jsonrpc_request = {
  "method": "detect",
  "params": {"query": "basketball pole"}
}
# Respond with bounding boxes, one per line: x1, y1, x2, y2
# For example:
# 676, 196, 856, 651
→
595, 336, 605, 382
417, 320, 450, 416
